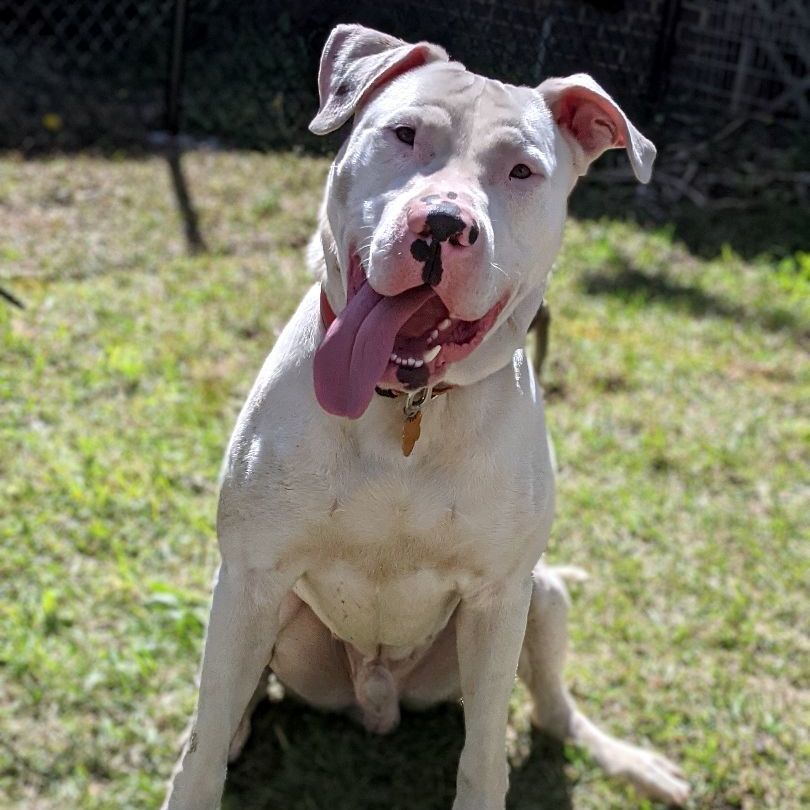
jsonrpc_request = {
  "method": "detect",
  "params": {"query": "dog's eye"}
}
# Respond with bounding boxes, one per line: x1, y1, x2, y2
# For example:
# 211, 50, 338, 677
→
394, 126, 416, 146
509, 164, 532, 180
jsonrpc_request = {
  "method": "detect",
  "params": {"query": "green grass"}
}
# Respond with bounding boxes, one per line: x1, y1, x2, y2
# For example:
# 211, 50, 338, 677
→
0, 151, 808, 810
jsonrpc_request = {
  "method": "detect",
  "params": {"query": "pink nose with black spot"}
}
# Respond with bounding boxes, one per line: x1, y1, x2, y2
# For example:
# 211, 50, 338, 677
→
406, 192, 481, 287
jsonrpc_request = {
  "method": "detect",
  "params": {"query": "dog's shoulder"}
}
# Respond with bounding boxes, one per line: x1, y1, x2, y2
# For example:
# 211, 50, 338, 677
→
219, 285, 328, 480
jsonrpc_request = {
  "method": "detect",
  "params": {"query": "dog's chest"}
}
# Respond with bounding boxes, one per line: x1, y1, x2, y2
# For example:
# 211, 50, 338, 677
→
294, 561, 458, 660
291, 450, 540, 659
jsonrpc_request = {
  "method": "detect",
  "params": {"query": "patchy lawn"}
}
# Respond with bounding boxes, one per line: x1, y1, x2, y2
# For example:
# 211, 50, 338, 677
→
0, 151, 807, 810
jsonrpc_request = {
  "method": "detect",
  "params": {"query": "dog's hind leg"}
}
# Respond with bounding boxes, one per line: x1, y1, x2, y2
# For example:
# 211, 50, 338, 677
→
518, 563, 690, 806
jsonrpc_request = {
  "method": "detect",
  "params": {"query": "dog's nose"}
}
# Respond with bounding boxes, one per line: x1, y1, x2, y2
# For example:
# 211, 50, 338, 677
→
407, 201, 479, 248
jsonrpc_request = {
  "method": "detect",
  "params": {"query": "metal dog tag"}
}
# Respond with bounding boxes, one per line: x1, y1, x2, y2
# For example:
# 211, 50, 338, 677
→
401, 386, 432, 457
402, 411, 422, 457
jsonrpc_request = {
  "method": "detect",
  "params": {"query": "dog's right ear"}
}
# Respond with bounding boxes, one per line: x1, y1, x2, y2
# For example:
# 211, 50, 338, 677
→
309, 24, 448, 136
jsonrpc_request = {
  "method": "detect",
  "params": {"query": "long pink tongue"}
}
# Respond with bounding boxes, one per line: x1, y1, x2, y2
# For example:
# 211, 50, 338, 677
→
314, 282, 434, 419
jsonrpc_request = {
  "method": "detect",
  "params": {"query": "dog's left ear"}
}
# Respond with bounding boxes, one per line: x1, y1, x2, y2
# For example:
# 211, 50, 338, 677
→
309, 24, 449, 136
538, 73, 656, 183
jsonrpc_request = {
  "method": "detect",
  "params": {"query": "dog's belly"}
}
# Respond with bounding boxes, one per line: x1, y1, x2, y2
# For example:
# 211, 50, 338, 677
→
271, 588, 461, 735
293, 561, 459, 660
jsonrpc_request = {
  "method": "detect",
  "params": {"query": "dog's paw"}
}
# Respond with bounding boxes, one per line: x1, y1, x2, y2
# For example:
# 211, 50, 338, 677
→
603, 740, 690, 806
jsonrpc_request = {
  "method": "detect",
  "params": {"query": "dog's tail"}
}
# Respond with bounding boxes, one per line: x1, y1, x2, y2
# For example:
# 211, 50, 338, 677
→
548, 565, 589, 584
532, 562, 588, 609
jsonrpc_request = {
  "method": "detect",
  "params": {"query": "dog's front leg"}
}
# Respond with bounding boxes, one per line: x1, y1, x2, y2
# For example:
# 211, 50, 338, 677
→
163, 562, 294, 810
453, 576, 533, 810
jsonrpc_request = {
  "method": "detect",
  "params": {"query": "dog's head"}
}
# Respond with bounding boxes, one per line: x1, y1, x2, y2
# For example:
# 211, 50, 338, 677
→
311, 25, 655, 419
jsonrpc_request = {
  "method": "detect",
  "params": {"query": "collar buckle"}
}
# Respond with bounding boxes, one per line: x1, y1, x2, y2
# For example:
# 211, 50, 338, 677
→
403, 386, 434, 419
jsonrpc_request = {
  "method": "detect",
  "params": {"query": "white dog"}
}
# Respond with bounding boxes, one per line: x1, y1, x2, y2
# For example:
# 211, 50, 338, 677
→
164, 24, 689, 809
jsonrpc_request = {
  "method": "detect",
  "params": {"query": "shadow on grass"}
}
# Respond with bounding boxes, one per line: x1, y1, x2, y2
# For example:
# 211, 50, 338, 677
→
165, 143, 207, 254
580, 262, 806, 341
223, 698, 571, 810
570, 185, 810, 263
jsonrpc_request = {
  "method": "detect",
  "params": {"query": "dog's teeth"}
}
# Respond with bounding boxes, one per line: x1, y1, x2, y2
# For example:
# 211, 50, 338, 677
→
423, 345, 441, 363
390, 353, 397, 361
438, 318, 451, 331
428, 330, 439, 343
406, 358, 416, 366
413, 359, 423, 368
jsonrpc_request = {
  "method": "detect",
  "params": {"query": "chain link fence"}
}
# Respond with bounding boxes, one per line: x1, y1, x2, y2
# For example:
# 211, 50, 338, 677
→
3, 0, 809, 153
670, 0, 810, 119
0, 1, 173, 151
1, 0, 679, 153
177, 0, 673, 153
3, 0, 808, 153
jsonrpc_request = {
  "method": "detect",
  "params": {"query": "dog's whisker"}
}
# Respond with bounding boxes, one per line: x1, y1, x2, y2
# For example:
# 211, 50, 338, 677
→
357, 237, 375, 257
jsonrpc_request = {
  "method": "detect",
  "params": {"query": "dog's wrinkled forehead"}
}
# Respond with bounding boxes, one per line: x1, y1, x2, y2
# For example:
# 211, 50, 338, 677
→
361, 60, 479, 111
353, 61, 556, 160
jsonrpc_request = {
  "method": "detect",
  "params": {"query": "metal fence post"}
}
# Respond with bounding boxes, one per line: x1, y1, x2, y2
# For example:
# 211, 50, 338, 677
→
166, 0, 190, 135
647, 0, 682, 104
163, 0, 207, 253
